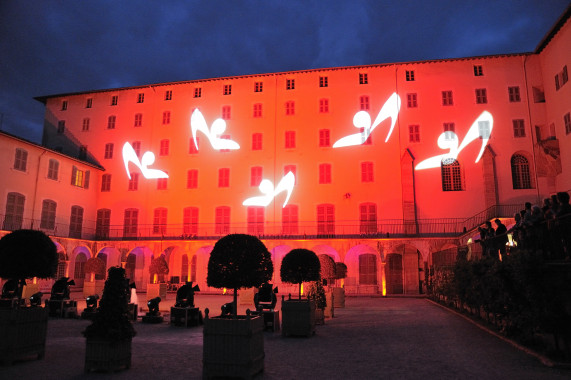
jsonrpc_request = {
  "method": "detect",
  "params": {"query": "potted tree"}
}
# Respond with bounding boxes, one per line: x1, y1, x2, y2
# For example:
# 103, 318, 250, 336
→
319, 254, 336, 318
147, 255, 168, 300
83, 257, 106, 298
280, 248, 321, 337
0, 229, 58, 365
333, 262, 347, 308
203, 234, 273, 379
306, 280, 326, 325
83, 266, 136, 372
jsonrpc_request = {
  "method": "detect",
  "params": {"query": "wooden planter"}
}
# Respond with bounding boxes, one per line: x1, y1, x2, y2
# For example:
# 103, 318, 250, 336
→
281, 296, 316, 337
0, 307, 48, 365
84, 338, 131, 372
333, 287, 345, 308
203, 309, 264, 379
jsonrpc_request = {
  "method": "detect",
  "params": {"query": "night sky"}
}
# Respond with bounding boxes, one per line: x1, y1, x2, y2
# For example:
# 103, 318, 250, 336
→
1, 1, 569, 143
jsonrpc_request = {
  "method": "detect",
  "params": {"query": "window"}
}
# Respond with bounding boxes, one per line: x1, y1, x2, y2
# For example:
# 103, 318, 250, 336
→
360, 203, 377, 234
252, 133, 262, 150
478, 120, 491, 138
565, 112, 571, 135
319, 98, 329, 113
183, 207, 198, 235
319, 129, 330, 147
475, 88, 487, 104
317, 204, 335, 235
40, 200, 57, 230
134, 113, 143, 127
254, 81, 263, 92
3, 192, 25, 230
359, 254, 377, 284
286, 79, 295, 90
285, 101, 295, 115
107, 115, 116, 129
57, 120, 65, 134
14, 148, 28, 171
71, 166, 90, 189
153, 208, 167, 234
285, 131, 296, 148
319, 163, 331, 184
563, 65, 569, 84
101, 174, 111, 192
319, 76, 328, 87
360, 95, 370, 110
162, 111, 171, 125
165, 90, 172, 101
215, 206, 230, 234
508, 86, 521, 102
361, 162, 374, 182
96, 209, 111, 238
157, 177, 168, 190
79, 145, 87, 160
194, 87, 202, 98
222, 106, 231, 120
218, 168, 229, 187
47, 159, 59, 180
189, 136, 199, 154
443, 123, 455, 140
511, 154, 532, 189
474, 65, 483, 76
251, 166, 262, 187
128, 172, 139, 191
132, 141, 141, 157
123, 208, 139, 238
405, 70, 415, 81
253, 103, 262, 118
187, 169, 198, 189
442, 91, 453, 106
359, 73, 368, 85
82, 118, 90, 131
247, 206, 264, 235
513, 119, 526, 138
282, 205, 298, 234
160, 139, 169, 156
104, 143, 114, 159
284, 165, 296, 183
111, 95, 118, 106
86, 98, 92, 108
409, 125, 420, 143
407, 93, 417, 108
61, 100, 67, 111
69, 206, 83, 239
223, 84, 232, 95
219, 134, 232, 153
441, 159, 463, 191
137, 93, 144, 103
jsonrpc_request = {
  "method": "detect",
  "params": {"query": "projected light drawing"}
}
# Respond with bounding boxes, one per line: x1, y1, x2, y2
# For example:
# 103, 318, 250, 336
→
333, 92, 401, 148
242, 171, 295, 208
122, 142, 169, 179
415, 111, 494, 170
190, 109, 240, 151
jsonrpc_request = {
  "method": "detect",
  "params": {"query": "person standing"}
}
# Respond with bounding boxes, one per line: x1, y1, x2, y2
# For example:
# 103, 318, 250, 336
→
494, 219, 508, 260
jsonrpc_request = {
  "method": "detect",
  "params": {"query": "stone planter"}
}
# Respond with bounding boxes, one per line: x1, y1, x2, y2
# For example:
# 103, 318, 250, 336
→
203, 309, 264, 379
83, 280, 105, 298
333, 287, 345, 308
84, 338, 131, 372
146, 283, 167, 300
0, 307, 48, 365
281, 296, 316, 337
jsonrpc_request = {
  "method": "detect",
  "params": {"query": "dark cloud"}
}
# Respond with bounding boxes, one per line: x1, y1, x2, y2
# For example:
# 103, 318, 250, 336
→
0, 0, 568, 142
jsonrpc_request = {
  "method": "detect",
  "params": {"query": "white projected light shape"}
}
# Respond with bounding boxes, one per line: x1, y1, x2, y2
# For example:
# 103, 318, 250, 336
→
242, 172, 295, 208
190, 109, 240, 151
415, 111, 494, 170
122, 142, 169, 179
333, 92, 401, 148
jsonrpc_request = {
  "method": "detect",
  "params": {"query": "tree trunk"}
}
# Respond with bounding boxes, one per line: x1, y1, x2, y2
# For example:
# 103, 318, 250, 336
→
233, 287, 238, 318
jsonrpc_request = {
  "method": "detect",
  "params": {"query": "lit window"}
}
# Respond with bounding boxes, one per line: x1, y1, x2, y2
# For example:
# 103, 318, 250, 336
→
284, 165, 296, 184
132, 141, 141, 157
253, 103, 262, 118
406, 70, 415, 81
71, 166, 90, 189
565, 112, 571, 135
47, 159, 59, 180
359, 203, 377, 235
286, 79, 295, 90
187, 170, 198, 189
475, 88, 487, 104
361, 162, 374, 182
157, 177, 168, 190
220, 134, 232, 153
319, 98, 329, 113
407, 93, 417, 108
162, 111, 171, 125
134, 113, 143, 127
409, 125, 420, 143
443, 123, 455, 140
104, 143, 114, 159
511, 154, 532, 189
319, 76, 328, 87
165, 90, 172, 101
247, 206, 264, 235
123, 208, 139, 238
285, 101, 295, 115
317, 204, 335, 235
282, 205, 298, 234
359, 73, 368, 85
61, 100, 68, 111
57, 121, 65, 134
513, 119, 526, 138
111, 95, 118, 106
508, 86, 521, 102
360, 96, 370, 110
86, 98, 92, 108
254, 82, 263, 92
285, 131, 296, 148
222, 106, 231, 120
137, 93, 144, 103
69, 206, 83, 238
215, 206, 230, 235
442, 91, 453, 106
252, 133, 262, 150
319, 129, 330, 147
159, 139, 169, 156
107, 115, 116, 129
223, 84, 232, 95
14, 148, 28, 172
189, 136, 199, 154
183, 207, 198, 235
128, 172, 139, 191
218, 168, 229, 187
101, 174, 111, 192
473, 65, 483, 76
40, 200, 57, 230
359, 254, 377, 284
478, 120, 491, 138
96, 209, 111, 238
441, 159, 463, 191
319, 163, 331, 184
194, 87, 202, 98
82, 118, 90, 131
250, 166, 262, 187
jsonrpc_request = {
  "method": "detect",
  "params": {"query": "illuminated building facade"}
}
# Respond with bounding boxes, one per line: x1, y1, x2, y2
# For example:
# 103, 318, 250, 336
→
2, 7, 570, 295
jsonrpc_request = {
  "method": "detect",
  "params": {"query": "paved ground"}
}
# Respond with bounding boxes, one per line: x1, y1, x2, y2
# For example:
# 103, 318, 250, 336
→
1, 294, 570, 379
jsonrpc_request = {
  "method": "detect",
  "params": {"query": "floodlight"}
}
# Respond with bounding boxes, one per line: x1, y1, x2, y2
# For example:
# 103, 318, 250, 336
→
85, 295, 99, 310
147, 297, 161, 315
51, 277, 75, 300
29, 292, 43, 307
175, 282, 200, 308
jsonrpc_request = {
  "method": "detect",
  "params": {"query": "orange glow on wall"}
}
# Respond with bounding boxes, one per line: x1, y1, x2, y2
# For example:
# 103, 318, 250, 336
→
153, 274, 157, 284
382, 277, 387, 296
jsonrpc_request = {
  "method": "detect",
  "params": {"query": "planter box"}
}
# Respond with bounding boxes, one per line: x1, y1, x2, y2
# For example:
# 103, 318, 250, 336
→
84, 338, 131, 373
146, 283, 167, 300
333, 287, 345, 308
0, 307, 48, 365
315, 308, 325, 325
203, 310, 264, 379
281, 297, 316, 337
83, 280, 105, 298
170, 307, 201, 327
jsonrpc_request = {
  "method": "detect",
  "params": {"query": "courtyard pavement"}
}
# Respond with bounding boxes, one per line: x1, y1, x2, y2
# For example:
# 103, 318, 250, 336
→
1, 293, 570, 379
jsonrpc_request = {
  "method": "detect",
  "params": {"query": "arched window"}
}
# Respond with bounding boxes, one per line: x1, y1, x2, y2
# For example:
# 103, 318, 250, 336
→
74, 253, 87, 281
57, 252, 67, 279
190, 255, 197, 283
125, 254, 136, 283
181, 254, 189, 283
359, 254, 377, 285
441, 159, 463, 191
511, 154, 532, 189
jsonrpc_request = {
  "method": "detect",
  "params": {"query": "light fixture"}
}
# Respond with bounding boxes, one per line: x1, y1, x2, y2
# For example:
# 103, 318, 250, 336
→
29, 292, 43, 307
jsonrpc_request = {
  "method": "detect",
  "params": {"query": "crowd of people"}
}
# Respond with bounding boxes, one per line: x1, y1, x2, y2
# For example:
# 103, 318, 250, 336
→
477, 191, 571, 261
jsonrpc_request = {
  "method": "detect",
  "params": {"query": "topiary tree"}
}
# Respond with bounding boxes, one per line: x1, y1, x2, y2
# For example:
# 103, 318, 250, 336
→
306, 281, 326, 309
335, 262, 348, 284
149, 255, 169, 283
85, 257, 106, 281
280, 248, 321, 299
207, 234, 273, 317
318, 254, 336, 286
0, 229, 58, 302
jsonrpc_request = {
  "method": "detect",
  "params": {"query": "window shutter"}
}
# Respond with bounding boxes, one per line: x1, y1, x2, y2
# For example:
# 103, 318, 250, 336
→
84, 171, 90, 189
71, 166, 77, 185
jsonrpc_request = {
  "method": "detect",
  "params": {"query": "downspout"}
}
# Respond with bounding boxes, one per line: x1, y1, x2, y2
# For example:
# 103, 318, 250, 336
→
523, 54, 542, 203
31, 150, 47, 228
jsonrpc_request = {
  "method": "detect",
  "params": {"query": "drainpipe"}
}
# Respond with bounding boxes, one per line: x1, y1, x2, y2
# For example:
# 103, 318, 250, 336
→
31, 150, 47, 228
523, 55, 542, 203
